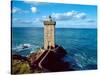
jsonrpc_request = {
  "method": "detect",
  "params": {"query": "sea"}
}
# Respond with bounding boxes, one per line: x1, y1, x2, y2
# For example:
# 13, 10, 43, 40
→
12, 27, 97, 70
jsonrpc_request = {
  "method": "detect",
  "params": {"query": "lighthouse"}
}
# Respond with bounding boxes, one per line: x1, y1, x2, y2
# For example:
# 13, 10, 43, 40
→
43, 16, 56, 50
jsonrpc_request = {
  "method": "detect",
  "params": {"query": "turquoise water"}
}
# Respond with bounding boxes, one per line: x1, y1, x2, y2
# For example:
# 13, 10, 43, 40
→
12, 27, 97, 70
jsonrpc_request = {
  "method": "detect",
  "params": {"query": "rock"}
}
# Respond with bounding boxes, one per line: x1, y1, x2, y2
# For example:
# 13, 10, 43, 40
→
27, 52, 37, 64
12, 46, 74, 74
12, 54, 32, 74
39, 51, 73, 72
54, 45, 67, 58
12, 54, 28, 61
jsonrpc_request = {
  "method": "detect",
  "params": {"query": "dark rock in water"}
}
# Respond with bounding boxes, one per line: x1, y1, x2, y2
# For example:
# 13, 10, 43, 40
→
39, 51, 73, 72
54, 45, 68, 58
12, 54, 28, 61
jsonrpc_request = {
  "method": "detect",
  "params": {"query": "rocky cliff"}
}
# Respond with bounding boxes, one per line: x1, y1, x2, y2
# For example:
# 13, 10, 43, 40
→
12, 45, 74, 74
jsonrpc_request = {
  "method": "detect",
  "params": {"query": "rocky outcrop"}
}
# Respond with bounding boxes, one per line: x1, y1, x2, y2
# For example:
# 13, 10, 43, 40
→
12, 45, 74, 74
12, 54, 32, 74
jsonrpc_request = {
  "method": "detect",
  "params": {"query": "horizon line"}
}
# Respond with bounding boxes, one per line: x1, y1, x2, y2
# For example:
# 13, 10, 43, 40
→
11, 27, 97, 29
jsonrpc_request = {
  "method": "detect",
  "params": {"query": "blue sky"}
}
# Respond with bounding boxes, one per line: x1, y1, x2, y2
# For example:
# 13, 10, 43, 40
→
12, 1, 97, 28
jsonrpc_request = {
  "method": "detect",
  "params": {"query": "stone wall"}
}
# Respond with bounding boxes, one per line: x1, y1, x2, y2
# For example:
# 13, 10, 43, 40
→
44, 21, 55, 49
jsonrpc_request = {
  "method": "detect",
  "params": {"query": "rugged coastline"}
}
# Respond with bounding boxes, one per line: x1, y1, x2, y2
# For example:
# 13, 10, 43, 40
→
12, 45, 74, 74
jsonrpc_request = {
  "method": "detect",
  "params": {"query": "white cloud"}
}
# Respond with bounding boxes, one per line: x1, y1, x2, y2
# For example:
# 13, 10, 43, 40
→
12, 7, 21, 13
33, 18, 44, 24
75, 12, 86, 19
12, 7, 29, 14
33, 18, 41, 23
87, 19, 96, 23
29, 11, 88, 24
31, 7, 37, 13
65, 11, 78, 16
19, 20, 33, 24
14, 19, 33, 25
51, 11, 87, 21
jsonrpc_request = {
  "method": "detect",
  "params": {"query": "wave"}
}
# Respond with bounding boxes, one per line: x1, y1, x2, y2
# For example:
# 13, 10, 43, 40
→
12, 43, 40, 57
12, 43, 32, 51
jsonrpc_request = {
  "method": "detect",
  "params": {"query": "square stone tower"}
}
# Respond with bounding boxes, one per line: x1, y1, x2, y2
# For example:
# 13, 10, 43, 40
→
43, 16, 56, 50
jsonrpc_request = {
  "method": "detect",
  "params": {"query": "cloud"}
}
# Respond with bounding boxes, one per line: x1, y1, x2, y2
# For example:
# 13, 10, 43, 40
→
12, 6, 37, 14
29, 11, 88, 24
13, 18, 42, 25
75, 12, 86, 19
33, 18, 42, 23
12, 7, 29, 14
13, 19, 33, 25
31, 7, 37, 13
12, 7, 21, 13
18, 20, 33, 24
12, 18, 43, 27
51, 11, 87, 21
87, 19, 96, 23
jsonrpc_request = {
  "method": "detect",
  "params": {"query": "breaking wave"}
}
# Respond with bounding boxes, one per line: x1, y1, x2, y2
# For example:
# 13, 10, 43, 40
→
12, 43, 40, 57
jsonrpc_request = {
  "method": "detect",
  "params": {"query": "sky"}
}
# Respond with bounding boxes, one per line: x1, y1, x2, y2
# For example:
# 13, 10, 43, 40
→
12, 0, 97, 28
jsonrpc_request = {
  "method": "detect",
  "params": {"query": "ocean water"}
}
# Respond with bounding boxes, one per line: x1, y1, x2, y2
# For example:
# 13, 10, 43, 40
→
12, 27, 97, 70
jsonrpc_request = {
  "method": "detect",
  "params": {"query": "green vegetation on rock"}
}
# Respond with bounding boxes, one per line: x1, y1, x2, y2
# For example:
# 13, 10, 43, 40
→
12, 59, 32, 74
